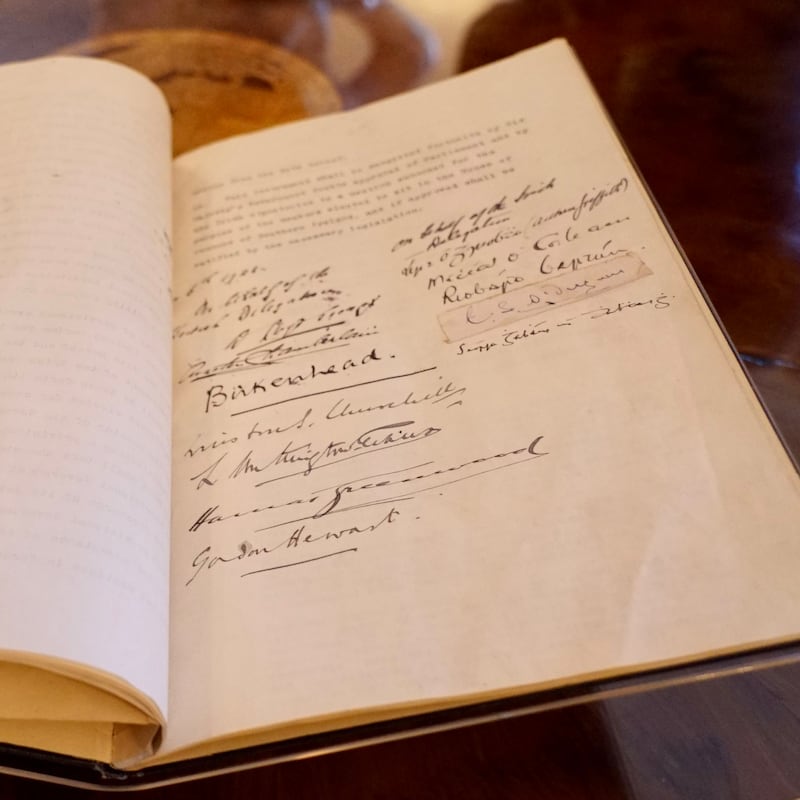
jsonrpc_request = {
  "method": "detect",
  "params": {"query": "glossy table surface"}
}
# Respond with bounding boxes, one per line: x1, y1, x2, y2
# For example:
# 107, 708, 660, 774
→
1, 1, 800, 797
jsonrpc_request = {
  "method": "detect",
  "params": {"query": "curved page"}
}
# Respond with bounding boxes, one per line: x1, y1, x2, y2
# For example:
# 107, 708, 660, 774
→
0, 56, 172, 748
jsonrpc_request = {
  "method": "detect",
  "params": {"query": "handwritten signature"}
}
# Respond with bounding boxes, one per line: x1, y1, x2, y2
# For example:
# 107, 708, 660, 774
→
186, 506, 401, 586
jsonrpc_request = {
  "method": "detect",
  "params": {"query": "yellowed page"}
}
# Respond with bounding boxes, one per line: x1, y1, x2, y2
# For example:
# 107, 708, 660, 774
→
0, 57, 172, 728
164, 39, 800, 758
0, 661, 156, 763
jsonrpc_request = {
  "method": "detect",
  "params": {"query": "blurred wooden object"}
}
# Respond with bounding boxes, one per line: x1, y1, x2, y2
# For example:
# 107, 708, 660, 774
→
98, 0, 437, 107
0, 0, 435, 108
59, 29, 341, 156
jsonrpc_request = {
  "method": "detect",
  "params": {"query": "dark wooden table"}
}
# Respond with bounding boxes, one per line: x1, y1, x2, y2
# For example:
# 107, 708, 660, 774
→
1, 1, 799, 797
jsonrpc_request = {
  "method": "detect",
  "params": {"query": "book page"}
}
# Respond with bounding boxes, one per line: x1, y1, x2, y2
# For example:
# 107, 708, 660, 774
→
0, 58, 172, 724
164, 40, 800, 757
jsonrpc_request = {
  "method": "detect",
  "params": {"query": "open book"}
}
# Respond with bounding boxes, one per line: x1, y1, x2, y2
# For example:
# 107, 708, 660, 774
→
1, 38, 799, 776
